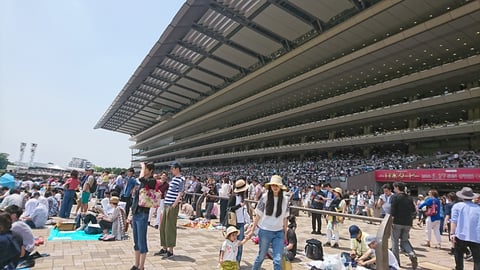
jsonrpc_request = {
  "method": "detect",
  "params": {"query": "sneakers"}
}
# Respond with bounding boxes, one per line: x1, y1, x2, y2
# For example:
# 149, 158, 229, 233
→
323, 242, 331, 247
154, 249, 167, 256
409, 255, 418, 270
332, 243, 339, 248
166, 251, 174, 258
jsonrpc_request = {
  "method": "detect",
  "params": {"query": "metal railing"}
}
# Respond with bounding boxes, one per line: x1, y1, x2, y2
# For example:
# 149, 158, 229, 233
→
187, 194, 392, 269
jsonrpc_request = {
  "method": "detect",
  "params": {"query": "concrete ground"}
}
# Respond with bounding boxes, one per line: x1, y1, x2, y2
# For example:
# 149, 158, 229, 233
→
31, 212, 471, 270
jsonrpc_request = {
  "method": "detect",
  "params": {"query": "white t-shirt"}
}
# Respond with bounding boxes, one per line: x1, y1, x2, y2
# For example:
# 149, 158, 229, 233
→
380, 193, 392, 215
235, 195, 250, 224
221, 239, 240, 261
370, 248, 400, 270
255, 193, 289, 231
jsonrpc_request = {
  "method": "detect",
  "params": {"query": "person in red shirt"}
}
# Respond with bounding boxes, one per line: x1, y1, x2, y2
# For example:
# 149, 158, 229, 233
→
59, 170, 80, 218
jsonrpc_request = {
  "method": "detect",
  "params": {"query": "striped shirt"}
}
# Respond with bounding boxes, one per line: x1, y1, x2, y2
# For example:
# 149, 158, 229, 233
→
164, 175, 185, 206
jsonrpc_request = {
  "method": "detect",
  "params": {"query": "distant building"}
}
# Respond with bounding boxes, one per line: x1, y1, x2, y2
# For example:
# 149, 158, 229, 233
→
68, 158, 93, 169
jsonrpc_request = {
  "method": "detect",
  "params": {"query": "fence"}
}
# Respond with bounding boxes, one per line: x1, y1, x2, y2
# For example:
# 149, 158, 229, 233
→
188, 192, 392, 269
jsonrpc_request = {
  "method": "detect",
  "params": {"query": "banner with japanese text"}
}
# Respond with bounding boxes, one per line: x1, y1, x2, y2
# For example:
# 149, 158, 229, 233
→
375, 168, 480, 183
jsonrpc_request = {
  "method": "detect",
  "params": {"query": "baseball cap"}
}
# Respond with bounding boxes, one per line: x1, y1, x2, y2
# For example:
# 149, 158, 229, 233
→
170, 161, 182, 169
365, 235, 377, 246
349, 225, 361, 238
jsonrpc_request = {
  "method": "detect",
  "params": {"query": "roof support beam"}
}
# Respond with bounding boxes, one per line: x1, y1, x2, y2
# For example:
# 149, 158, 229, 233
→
191, 24, 268, 63
166, 54, 233, 84
142, 80, 195, 105
146, 75, 205, 100
267, 0, 323, 33
145, 100, 167, 109
155, 65, 218, 92
209, 1, 293, 51
178, 40, 248, 74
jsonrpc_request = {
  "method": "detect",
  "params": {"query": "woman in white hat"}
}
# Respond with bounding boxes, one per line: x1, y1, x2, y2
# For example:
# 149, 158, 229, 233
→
324, 187, 345, 248
246, 175, 289, 270
226, 179, 251, 264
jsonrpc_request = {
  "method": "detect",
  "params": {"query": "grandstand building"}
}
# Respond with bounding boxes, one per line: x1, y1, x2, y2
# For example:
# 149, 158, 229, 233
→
95, 0, 480, 178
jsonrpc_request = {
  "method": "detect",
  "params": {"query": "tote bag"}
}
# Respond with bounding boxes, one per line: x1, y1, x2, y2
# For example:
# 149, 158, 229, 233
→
138, 181, 162, 208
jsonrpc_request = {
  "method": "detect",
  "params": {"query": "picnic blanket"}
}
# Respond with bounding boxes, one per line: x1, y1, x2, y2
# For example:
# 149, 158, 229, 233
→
182, 217, 223, 230
47, 227, 102, 241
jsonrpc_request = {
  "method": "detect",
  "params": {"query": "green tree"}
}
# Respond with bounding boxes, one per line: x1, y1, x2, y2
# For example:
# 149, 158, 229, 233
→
92, 166, 127, 175
0, 153, 12, 170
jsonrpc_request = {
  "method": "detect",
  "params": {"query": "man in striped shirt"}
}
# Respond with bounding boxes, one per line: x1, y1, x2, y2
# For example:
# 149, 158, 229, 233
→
158, 161, 185, 258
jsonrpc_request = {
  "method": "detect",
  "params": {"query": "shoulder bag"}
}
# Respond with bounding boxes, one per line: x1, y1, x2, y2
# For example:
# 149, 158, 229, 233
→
138, 180, 162, 208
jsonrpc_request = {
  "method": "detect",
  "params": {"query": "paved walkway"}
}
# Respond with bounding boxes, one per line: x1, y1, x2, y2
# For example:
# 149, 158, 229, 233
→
31, 213, 470, 270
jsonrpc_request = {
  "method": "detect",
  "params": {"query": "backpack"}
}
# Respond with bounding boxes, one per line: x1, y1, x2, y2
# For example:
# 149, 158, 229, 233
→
305, 238, 323, 260
80, 175, 88, 187
89, 177, 98, 193
425, 200, 438, 216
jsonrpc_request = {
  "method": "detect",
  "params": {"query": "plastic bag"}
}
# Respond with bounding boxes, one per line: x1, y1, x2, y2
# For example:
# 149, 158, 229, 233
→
321, 254, 346, 270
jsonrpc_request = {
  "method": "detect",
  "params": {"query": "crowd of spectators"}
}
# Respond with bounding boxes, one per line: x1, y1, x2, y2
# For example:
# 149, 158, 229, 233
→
182, 150, 479, 186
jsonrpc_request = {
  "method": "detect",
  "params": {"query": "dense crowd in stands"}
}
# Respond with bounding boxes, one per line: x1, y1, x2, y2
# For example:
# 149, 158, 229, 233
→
182, 150, 479, 186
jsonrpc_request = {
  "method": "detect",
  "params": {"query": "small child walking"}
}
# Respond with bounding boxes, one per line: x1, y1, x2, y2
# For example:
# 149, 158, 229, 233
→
219, 226, 250, 270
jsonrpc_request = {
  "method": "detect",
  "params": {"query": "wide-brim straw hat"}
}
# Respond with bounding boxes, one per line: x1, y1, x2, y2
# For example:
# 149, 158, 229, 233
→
234, 179, 249, 193
110, 196, 120, 204
333, 187, 343, 195
264, 175, 287, 190
225, 226, 240, 239
456, 187, 479, 200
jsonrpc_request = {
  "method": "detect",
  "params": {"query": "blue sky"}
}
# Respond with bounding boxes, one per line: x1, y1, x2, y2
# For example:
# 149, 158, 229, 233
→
0, 0, 184, 168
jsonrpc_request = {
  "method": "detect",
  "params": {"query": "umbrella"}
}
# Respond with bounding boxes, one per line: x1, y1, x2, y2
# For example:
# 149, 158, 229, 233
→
0, 173, 16, 189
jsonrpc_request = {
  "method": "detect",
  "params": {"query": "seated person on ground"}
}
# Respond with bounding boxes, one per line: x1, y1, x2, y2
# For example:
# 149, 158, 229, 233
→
45, 191, 59, 217
98, 196, 126, 240
349, 225, 370, 260
76, 191, 118, 229
22, 197, 48, 229
0, 211, 21, 269
356, 235, 399, 270
285, 215, 298, 261
181, 203, 195, 217
4, 205, 36, 262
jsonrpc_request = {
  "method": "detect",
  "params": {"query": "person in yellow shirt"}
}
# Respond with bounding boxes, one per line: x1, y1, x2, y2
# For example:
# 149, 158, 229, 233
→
349, 225, 370, 259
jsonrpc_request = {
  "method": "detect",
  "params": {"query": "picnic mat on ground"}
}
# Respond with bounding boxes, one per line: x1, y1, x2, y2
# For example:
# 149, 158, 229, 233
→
47, 227, 102, 241
181, 218, 224, 230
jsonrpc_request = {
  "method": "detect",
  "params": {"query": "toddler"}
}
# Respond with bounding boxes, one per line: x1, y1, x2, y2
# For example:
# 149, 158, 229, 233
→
219, 226, 250, 270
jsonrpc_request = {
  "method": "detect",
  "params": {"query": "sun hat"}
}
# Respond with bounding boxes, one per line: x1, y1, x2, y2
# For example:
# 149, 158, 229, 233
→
225, 226, 240, 239
110, 196, 119, 204
333, 187, 343, 195
456, 187, 479, 200
349, 225, 361, 238
365, 235, 377, 246
264, 175, 287, 190
234, 179, 249, 193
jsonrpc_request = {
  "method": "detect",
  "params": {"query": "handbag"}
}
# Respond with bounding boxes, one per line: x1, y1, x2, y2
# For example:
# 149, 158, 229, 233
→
282, 254, 292, 270
425, 201, 438, 216
226, 209, 237, 227
138, 181, 162, 208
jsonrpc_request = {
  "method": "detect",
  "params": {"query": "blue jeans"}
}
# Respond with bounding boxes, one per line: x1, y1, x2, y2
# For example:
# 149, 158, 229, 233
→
252, 228, 284, 270
59, 189, 75, 218
237, 223, 245, 263
97, 188, 106, 199
132, 211, 149, 253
